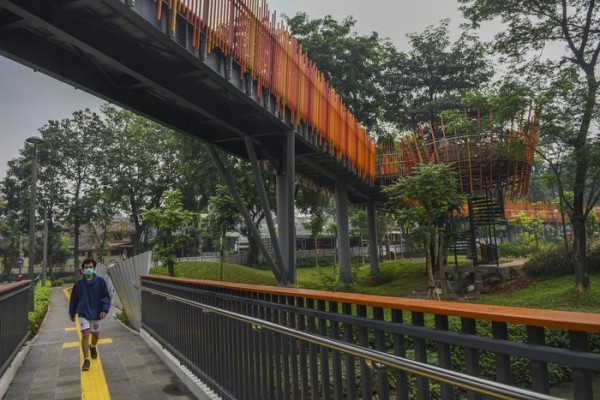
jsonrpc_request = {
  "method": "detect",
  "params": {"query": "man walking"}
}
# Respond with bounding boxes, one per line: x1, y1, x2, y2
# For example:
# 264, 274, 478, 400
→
69, 258, 111, 371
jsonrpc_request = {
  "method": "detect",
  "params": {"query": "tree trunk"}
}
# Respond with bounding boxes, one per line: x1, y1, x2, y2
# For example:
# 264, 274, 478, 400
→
426, 220, 437, 299
131, 225, 145, 256
360, 233, 366, 265
333, 238, 337, 265
383, 214, 391, 260
572, 215, 589, 290
219, 234, 225, 281
314, 237, 319, 269
571, 73, 597, 290
438, 232, 447, 298
73, 218, 80, 277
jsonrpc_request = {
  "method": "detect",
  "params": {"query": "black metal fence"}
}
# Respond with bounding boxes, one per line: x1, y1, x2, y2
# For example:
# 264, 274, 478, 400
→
139, 275, 600, 400
0, 281, 31, 377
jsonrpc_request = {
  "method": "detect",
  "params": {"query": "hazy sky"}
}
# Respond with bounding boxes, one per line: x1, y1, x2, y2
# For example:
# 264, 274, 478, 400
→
0, 1, 475, 180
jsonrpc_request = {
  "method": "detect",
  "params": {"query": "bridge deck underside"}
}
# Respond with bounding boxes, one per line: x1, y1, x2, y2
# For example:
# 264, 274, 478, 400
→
0, 0, 382, 203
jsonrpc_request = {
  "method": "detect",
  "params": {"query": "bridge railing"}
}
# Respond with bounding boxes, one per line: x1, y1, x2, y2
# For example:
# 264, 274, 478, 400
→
139, 275, 600, 400
0, 281, 31, 377
157, 0, 376, 181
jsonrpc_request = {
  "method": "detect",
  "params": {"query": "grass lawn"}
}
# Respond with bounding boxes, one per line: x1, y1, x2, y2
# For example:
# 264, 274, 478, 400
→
150, 259, 600, 313
472, 274, 600, 313
150, 261, 278, 286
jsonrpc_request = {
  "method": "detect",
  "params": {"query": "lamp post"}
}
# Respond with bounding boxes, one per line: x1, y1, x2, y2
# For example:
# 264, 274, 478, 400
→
26, 136, 44, 280
42, 197, 50, 287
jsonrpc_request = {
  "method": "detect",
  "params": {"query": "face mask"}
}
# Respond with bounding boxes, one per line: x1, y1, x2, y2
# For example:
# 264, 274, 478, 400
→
84, 268, 94, 277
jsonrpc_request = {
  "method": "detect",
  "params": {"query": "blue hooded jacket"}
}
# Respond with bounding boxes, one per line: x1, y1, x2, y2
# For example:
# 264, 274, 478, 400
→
69, 274, 111, 320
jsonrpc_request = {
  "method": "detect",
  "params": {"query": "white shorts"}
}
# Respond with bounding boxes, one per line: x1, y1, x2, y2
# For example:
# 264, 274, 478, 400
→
79, 317, 100, 333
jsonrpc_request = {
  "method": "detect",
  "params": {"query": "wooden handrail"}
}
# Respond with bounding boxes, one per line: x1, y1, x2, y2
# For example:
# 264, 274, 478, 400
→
0, 280, 30, 295
141, 275, 600, 333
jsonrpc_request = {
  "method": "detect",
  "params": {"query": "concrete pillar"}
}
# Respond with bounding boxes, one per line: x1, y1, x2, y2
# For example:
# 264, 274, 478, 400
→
335, 181, 352, 284
276, 131, 296, 286
367, 202, 379, 275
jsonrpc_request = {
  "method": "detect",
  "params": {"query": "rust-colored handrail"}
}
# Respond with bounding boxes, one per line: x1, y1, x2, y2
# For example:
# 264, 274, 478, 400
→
0, 280, 30, 295
141, 275, 600, 333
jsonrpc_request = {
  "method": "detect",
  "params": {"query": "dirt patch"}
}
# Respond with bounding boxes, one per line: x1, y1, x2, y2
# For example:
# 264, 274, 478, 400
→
461, 266, 532, 300
404, 262, 533, 300
487, 267, 530, 293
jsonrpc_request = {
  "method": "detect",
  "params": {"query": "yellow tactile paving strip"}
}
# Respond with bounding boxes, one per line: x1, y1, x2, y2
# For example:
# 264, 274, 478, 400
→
62, 288, 112, 399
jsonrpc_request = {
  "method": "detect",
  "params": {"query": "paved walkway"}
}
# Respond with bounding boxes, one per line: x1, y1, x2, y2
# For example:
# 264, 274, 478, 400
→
3, 286, 196, 400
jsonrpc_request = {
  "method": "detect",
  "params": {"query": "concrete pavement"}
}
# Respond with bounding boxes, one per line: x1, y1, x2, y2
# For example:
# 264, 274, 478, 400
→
2, 286, 197, 399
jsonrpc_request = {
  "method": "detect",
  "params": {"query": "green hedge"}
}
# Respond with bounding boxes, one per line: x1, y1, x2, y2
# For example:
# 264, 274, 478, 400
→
523, 242, 600, 277
28, 281, 52, 334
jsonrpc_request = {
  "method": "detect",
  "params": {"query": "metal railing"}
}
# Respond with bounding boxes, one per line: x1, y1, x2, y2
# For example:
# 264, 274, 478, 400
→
139, 276, 600, 399
0, 281, 31, 377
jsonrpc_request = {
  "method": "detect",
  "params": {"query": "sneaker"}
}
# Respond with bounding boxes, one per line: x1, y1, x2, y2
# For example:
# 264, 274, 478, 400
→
90, 346, 98, 359
82, 358, 90, 371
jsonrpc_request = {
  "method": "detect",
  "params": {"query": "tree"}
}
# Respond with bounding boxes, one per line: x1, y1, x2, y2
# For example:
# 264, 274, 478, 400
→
296, 185, 330, 268
0, 197, 25, 279
509, 211, 545, 252
38, 109, 106, 275
2, 146, 69, 278
227, 160, 276, 267
143, 189, 195, 277
385, 20, 492, 129
176, 136, 220, 256
207, 184, 240, 280
384, 163, 465, 299
285, 12, 396, 135
552, 192, 574, 250
327, 221, 338, 265
350, 208, 369, 266
103, 106, 186, 256
85, 187, 121, 263
459, 0, 600, 290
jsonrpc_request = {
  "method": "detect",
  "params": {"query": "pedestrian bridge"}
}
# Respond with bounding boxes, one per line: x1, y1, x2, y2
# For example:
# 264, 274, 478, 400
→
0, 0, 388, 287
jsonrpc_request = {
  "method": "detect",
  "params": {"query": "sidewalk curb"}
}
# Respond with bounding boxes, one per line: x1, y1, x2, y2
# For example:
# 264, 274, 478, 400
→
0, 285, 57, 399
140, 329, 221, 400
0, 342, 32, 400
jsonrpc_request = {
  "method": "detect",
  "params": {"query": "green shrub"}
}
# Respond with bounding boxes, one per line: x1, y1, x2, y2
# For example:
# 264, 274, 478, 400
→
523, 242, 600, 278
28, 281, 52, 334
498, 242, 528, 258
523, 245, 575, 277
586, 241, 600, 273
115, 311, 131, 328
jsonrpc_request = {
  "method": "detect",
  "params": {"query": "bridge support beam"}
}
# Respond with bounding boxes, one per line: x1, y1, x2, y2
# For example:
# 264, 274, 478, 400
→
276, 131, 296, 286
204, 143, 282, 284
367, 202, 379, 275
244, 137, 286, 281
335, 181, 352, 284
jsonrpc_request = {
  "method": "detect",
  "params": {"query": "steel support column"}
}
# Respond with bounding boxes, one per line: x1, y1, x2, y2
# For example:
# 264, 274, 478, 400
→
367, 202, 379, 275
276, 131, 296, 286
244, 137, 285, 279
335, 181, 352, 284
204, 143, 282, 284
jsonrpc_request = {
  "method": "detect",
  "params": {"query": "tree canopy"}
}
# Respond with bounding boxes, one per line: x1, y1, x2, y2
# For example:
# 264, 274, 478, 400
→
143, 189, 195, 277
384, 19, 492, 129
459, 0, 600, 290
384, 163, 465, 298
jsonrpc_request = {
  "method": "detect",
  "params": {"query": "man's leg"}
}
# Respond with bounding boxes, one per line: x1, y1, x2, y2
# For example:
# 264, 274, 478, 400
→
81, 330, 90, 359
89, 321, 100, 359
79, 318, 92, 370
81, 330, 91, 370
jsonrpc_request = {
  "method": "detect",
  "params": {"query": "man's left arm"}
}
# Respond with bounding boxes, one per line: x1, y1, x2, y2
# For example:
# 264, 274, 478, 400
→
99, 278, 111, 319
